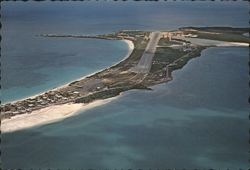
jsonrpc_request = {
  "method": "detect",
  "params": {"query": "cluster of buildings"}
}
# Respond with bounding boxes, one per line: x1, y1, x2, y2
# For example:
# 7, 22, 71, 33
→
162, 31, 184, 41
1, 90, 81, 119
162, 31, 196, 52
162, 31, 198, 41
1, 30, 199, 120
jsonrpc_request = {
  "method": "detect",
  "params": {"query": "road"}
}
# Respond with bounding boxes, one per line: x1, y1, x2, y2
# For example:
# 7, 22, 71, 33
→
131, 31, 162, 73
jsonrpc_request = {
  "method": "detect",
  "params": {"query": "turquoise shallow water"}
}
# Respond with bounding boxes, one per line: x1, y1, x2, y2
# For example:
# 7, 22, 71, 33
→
1, 1, 248, 103
1, 1, 249, 169
2, 47, 249, 169
1, 37, 129, 103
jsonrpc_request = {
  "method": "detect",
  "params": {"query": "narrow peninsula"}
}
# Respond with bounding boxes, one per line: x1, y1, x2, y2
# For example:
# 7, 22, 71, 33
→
1, 27, 249, 132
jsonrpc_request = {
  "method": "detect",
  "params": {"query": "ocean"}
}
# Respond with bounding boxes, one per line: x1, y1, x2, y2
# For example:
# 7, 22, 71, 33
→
1, 1, 248, 102
1, 1, 249, 169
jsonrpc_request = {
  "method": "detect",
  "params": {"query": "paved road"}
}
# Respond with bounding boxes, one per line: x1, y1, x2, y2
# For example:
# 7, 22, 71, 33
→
131, 31, 162, 73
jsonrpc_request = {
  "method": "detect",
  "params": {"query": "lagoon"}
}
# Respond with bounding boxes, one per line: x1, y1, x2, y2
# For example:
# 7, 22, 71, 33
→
1, 1, 248, 102
2, 47, 249, 169
1, 1, 249, 169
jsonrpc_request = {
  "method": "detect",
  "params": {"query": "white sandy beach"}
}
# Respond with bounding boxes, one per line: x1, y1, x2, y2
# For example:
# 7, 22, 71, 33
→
1, 98, 116, 133
182, 37, 249, 47
1, 103, 83, 133
49, 39, 134, 91
5, 39, 134, 104
216, 42, 249, 47
3, 38, 247, 133
1, 39, 134, 133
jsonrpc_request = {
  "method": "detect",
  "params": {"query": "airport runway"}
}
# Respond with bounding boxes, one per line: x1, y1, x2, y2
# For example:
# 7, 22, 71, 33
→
131, 31, 162, 73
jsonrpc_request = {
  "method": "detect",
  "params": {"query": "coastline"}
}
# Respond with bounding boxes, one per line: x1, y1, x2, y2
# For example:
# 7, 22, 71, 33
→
216, 42, 249, 47
4, 39, 134, 105
1, 39, 247, 133
2, 27, 248, 133
182, 38, 249, 47
1, 39, 134, 133
1, 97, 117, 133
48, 40, 134, 93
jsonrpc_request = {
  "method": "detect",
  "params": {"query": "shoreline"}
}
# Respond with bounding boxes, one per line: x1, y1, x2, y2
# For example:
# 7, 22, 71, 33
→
2, 27, 248, 133
1, 40, 247, 133
181, 37, 249, 47
1, 39, 134, 133
216, 42, 249, 47
1, 96, 118, 133
4, 39, 134, 105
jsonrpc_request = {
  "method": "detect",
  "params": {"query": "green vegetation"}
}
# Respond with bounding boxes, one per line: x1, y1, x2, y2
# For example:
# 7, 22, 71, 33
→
145, 43, 205, 87
180, 27, 250, 43
5, 27, 246, 120
150, 47, 187, 73
168, 46, 206, 73
75, 88, 128, 103
196, 32, 248, 43
182, 27, 249, 34
158, 38, 182, 46
121, 30, 149, 37
75, 84, 150, 104
96, 34, 121, 40
108, 37, 149, 71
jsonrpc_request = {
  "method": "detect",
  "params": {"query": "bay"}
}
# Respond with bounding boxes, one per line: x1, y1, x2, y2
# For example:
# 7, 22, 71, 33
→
1, 1, 249, 169
2, 47, 249, 169
1, 1, 248, 102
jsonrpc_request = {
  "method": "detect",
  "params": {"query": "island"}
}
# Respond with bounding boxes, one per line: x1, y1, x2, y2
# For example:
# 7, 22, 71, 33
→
1, 27, 249, 132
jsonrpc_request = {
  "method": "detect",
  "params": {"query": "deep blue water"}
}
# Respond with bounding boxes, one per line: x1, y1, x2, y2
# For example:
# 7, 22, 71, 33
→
1, 1, 248, 102
1, 1, 249, 169
2, 47, 249, 169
